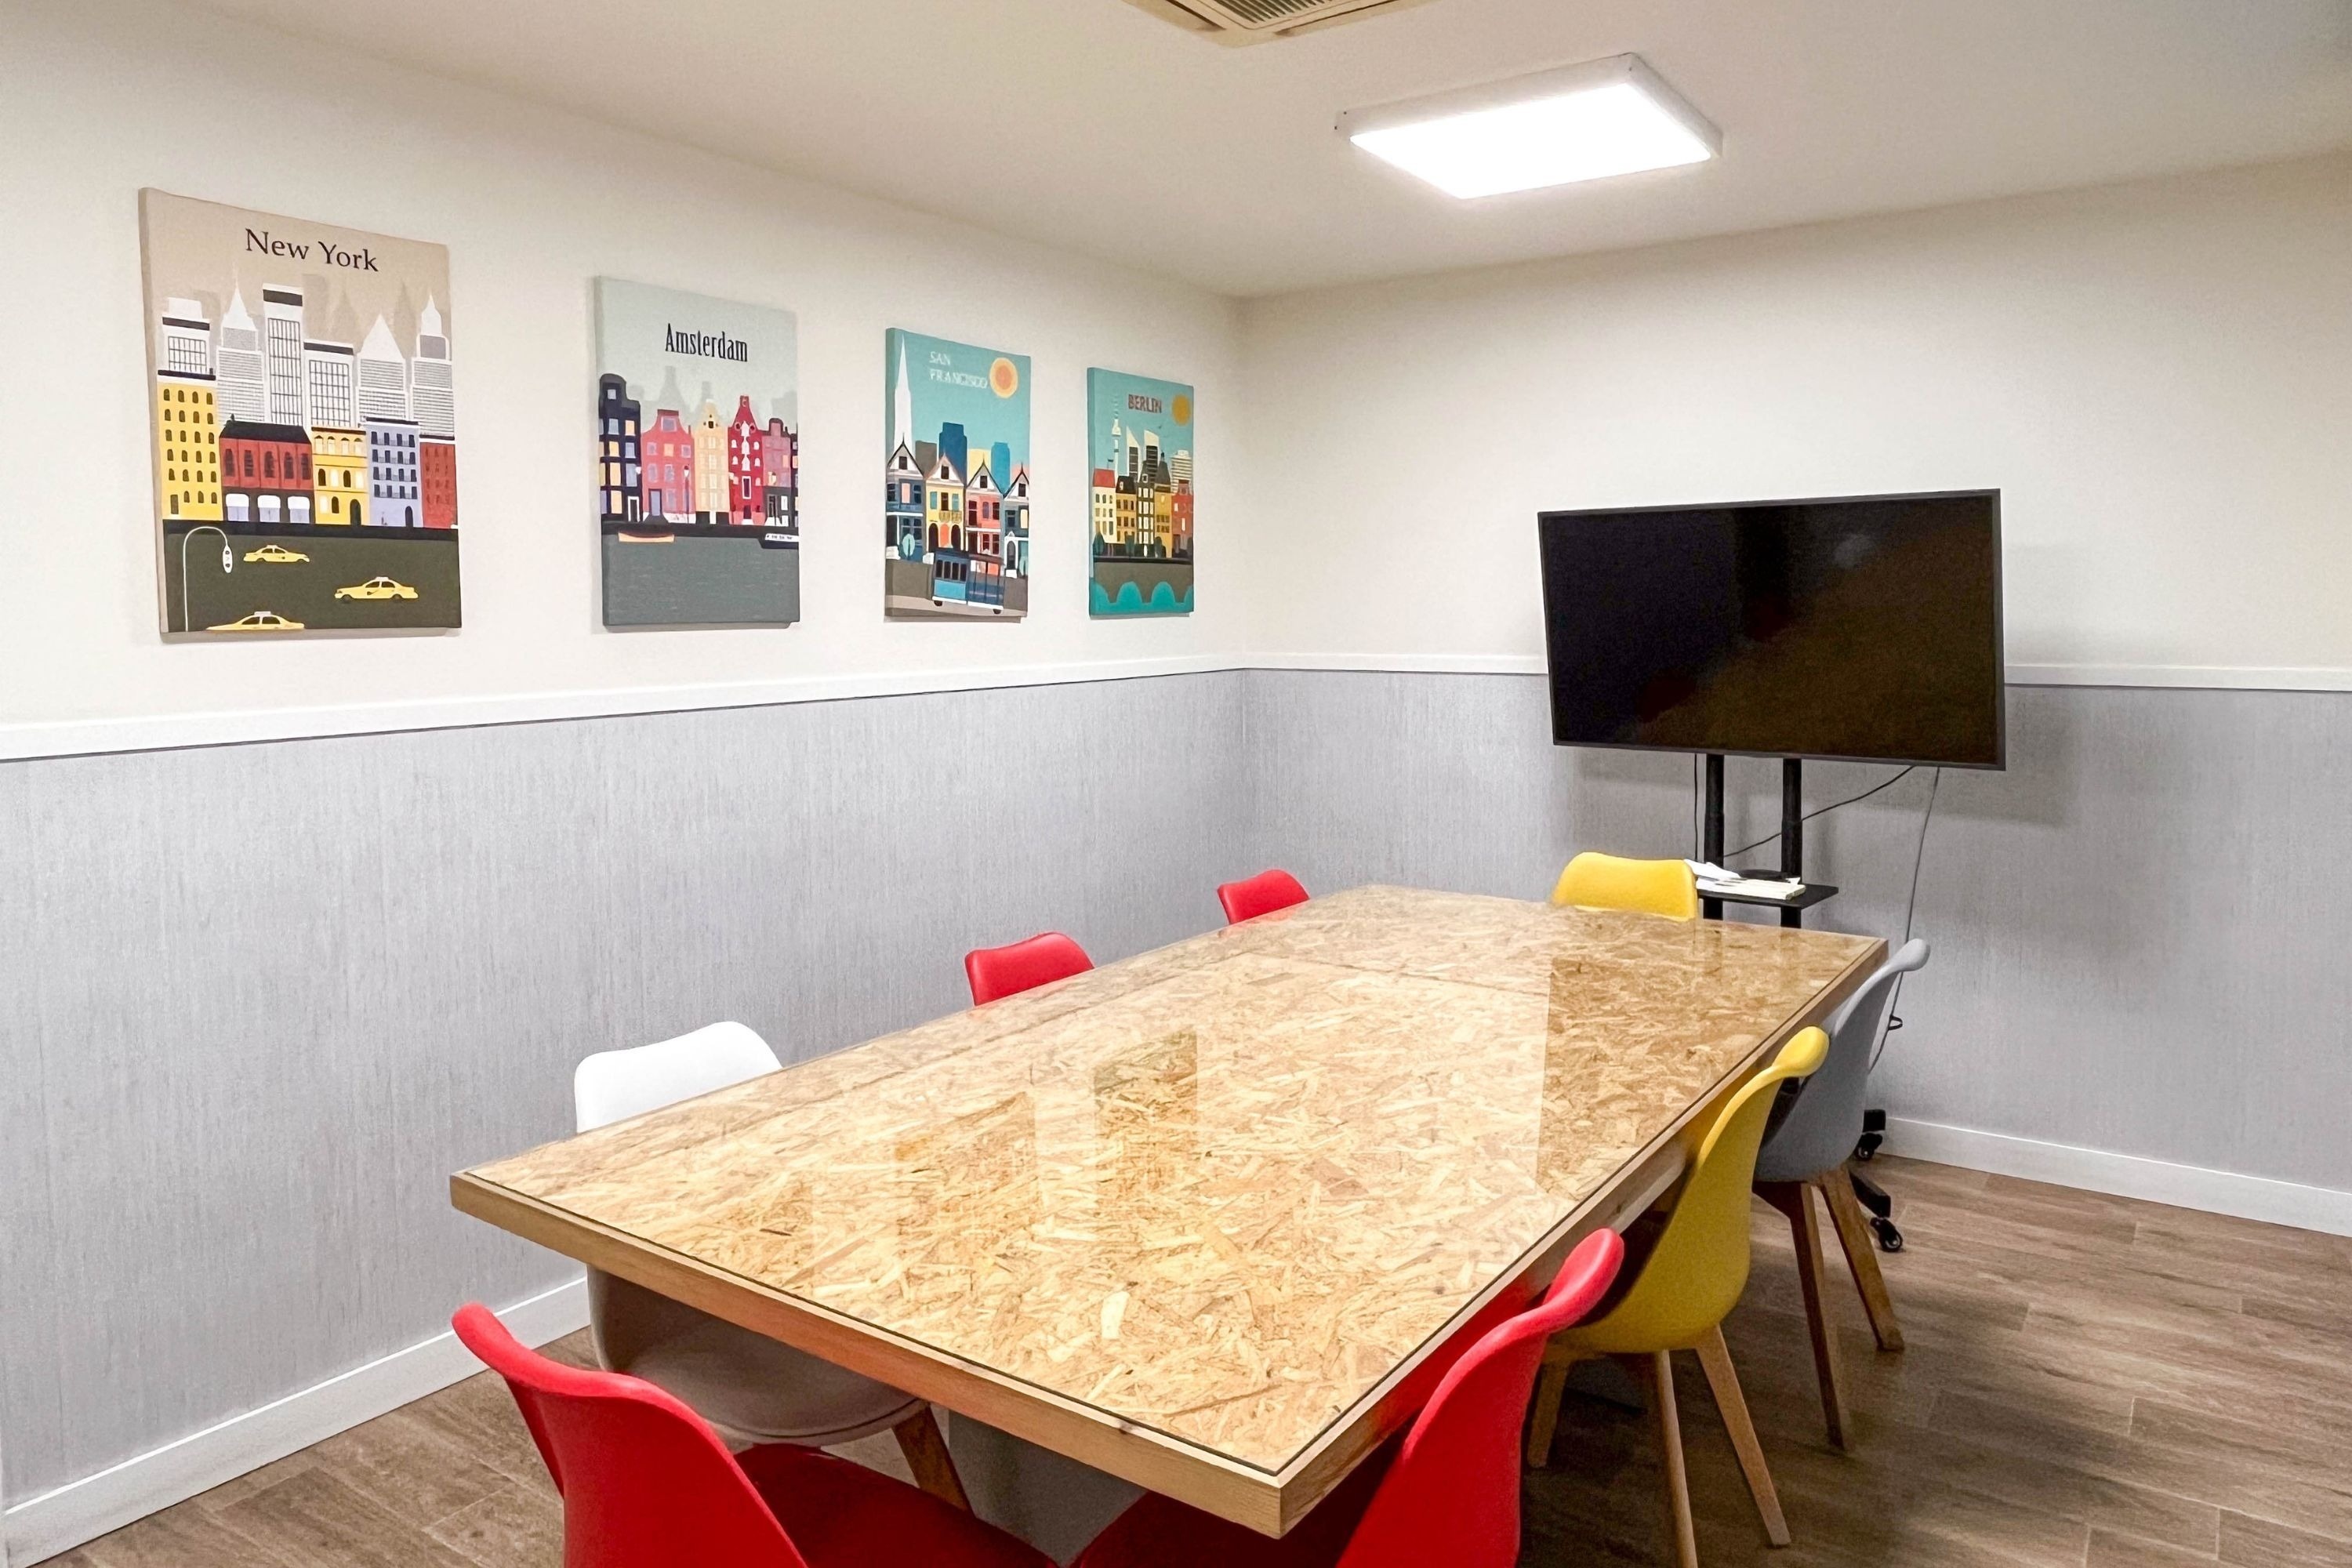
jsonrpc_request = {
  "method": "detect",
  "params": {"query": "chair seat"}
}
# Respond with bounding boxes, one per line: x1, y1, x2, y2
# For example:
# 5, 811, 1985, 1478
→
1070, 1443, 1392, 1568
738, 1443, 1051, 1568
621, 1315, 922, 1446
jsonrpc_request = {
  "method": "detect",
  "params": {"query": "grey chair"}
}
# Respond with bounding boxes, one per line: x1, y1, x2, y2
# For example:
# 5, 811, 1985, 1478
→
575, 1022, 968, 1508
1752, 938, 1928, 1448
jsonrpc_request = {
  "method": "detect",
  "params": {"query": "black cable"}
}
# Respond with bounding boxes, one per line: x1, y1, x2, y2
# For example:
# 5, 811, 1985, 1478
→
1870, 766, 1941, 1073
1719, 766, 1915, 862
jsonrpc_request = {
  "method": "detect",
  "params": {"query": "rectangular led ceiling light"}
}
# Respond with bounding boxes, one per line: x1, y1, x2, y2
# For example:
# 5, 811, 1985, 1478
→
1338, 55, 1720, 199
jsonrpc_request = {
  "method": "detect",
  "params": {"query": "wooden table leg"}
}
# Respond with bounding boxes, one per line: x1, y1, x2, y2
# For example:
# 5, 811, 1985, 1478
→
1820, 1165, 1905, 1352
1694, 1327, 1791, 1547
893, 1406, 972, 1512
1640, 1352, 1700, 1568
1759, 1179, 1850, 1449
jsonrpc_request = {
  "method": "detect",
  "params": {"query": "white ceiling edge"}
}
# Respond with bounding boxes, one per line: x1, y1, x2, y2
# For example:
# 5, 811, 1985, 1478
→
1234, 143, 2352, 307
165, 0, 2352, 299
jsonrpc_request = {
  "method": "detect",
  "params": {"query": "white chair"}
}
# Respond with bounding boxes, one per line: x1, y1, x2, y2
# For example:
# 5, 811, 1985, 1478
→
575, 1022, 968, 1508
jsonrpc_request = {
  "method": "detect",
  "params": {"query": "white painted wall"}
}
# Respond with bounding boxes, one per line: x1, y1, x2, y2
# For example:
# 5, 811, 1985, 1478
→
1237, 154, 2352, 685
0, 0, 1244, 743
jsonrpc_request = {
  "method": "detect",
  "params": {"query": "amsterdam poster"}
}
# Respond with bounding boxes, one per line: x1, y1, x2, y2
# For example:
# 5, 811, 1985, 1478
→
595, 278, 801, 626
140, 190, 462, 635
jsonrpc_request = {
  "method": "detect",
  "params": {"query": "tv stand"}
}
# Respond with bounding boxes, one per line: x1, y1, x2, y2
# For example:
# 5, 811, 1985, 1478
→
1698, 755, 1838, 928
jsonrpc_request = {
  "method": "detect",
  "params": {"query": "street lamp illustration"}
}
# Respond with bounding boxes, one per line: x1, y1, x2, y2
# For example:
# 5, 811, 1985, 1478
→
180, 525, 232, 633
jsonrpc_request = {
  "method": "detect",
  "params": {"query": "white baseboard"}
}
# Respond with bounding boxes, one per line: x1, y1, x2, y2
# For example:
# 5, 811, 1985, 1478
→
1884, 1117, 2352, 1238
2, 1276, 586, 1568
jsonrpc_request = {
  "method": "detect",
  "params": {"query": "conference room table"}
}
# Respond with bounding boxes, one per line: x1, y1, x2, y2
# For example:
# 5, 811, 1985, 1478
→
452, 884, 1881, 1544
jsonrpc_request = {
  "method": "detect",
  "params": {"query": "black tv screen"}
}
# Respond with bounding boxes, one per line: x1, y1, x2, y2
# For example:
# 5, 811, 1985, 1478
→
1537, 491, 2005, 768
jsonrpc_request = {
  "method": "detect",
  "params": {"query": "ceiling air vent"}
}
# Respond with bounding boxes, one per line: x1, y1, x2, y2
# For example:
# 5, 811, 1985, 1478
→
1120, 0, 1432, 45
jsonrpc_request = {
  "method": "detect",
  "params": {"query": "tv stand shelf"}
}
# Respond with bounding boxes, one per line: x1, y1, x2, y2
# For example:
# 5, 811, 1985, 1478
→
1703, 881, 1840, 920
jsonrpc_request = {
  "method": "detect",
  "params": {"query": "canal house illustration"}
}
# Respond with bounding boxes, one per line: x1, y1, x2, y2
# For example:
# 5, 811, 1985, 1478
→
597, 380, 800, 533
597, 383, 798, 531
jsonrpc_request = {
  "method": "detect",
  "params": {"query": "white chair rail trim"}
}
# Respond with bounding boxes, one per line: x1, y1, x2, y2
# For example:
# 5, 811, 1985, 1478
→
5, 655, 2347, 764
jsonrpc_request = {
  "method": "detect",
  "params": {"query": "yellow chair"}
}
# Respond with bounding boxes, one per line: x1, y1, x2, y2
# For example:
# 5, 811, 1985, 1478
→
1551, 851, 1700, 921
1526, 1026, 1830, 1568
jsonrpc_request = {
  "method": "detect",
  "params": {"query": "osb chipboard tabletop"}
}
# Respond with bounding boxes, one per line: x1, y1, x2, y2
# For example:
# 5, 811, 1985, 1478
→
456, 885, 1879, 1531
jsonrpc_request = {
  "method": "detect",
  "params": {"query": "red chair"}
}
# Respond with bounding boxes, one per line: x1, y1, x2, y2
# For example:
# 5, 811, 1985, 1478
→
1069, 1229, 1625, 1568
964, 932, 1093, 1006
452, 1303, 1049, 1568
1217, 869, 1310, 925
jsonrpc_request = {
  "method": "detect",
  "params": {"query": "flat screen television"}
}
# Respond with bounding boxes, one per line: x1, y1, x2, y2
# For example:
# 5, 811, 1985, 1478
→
1537, 490, 2005, 768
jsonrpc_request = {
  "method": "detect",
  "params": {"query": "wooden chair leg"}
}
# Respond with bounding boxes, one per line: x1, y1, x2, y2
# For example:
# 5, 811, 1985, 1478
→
1820, 1166, 1905, 1352
1640, 1351, 1701, 1568
891, 1406, 971, 1512
1759, 1179, 1850, 1449
1694, 1327, 1791, 1548
1525, 1352, 1574, 1467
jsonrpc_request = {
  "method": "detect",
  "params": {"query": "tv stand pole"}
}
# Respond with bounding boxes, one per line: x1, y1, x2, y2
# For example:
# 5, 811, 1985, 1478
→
1699, 754, 1828, 928
1777, 757, 1804, 930
1700, 753, 1726, 920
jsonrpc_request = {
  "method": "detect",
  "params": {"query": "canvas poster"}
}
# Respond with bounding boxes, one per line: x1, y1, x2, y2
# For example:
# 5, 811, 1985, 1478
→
1087, 368, 1195, 616
883, 329, 1032, 619
594, 279, 801, 627
140, 190, 462, 635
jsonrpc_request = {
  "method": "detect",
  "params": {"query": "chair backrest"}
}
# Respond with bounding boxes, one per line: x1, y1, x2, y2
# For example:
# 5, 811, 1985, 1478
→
574, 1024, 787, 1372
965, 932, 1094, 1006
1549, 852, 1700, 921
1218, 869, 1310, 925
1335, 1229, 1624, 1568
452, 1302, 810, 1568
575, 1021, 783, 1133
1588, 1028, 1828, 1348
1755, 939, 1929, 1184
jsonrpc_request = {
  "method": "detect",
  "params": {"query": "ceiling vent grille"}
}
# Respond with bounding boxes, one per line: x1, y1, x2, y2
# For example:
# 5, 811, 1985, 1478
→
1120, 0, 1432, 45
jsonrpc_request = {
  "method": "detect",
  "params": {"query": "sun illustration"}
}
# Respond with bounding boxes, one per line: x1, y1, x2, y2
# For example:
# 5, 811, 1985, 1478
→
989, 358, 1020, 398
1171, 393, 1192, 426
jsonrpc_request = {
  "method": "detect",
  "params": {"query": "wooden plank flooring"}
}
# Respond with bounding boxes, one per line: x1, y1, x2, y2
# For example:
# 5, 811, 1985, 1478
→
38, 1158, 2352, 1567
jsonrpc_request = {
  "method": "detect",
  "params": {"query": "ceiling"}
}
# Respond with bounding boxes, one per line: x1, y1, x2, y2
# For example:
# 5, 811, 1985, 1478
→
197, 0, 2352, 296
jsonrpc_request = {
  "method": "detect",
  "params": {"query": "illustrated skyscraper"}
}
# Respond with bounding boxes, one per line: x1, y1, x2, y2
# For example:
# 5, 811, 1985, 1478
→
411, 297, 455, 437
413, 298, 459, 528
215, 289, 267, 420
261, 287, 307, 425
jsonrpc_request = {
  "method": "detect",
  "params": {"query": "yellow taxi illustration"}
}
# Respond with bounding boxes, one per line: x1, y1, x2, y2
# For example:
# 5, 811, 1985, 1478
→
243, 543, 310, 564
334, 576, 419, 601
207, 610, 304, 632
